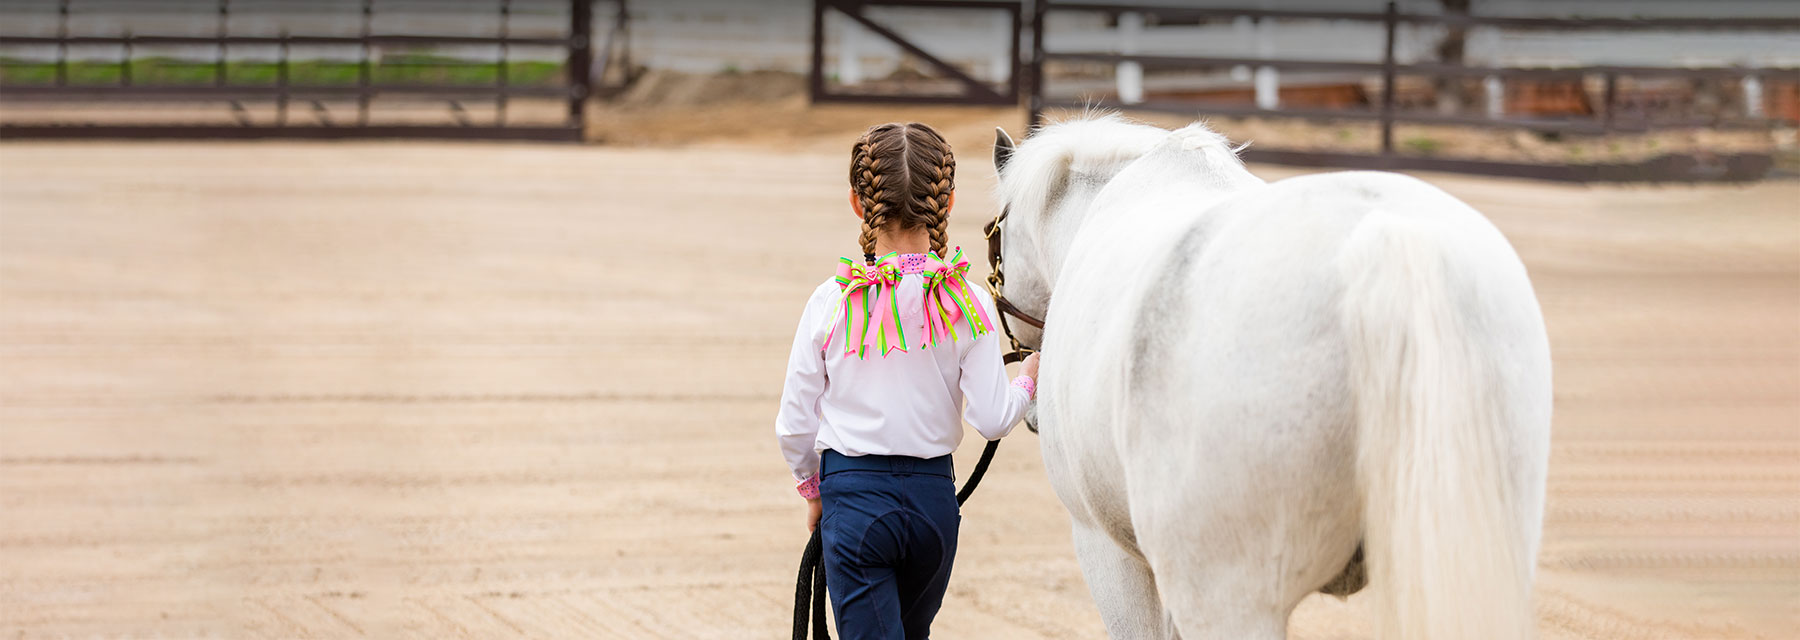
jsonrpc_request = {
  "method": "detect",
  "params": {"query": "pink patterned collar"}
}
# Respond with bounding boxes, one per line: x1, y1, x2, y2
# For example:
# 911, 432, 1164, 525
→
896, 253, 928, 275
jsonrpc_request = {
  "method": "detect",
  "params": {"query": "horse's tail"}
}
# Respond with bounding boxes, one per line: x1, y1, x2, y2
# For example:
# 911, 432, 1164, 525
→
1339, 208, 1548, 640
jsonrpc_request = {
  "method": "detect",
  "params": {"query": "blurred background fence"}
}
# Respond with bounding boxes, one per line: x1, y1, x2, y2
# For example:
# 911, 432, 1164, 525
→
0, 0, 637, 140
1021, 2, 1800, 180
1, 0, 1795, 179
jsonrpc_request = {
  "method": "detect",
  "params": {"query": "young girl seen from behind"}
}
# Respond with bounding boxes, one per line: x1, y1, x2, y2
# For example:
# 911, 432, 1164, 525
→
776, 122, 1039, 639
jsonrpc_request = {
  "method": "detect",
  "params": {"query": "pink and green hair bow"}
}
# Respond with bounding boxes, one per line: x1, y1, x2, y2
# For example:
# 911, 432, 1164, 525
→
918, 247, 994, 348
826, 248, 994, 359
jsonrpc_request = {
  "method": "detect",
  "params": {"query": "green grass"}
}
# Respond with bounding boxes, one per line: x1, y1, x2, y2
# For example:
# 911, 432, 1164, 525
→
0, 57, 564, 87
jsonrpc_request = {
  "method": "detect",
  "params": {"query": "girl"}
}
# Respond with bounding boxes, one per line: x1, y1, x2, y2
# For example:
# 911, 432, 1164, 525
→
776, 122, 1040, 639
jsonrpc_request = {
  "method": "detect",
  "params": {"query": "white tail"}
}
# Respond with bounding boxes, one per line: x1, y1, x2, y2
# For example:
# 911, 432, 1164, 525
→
1340, 211, 1542, 640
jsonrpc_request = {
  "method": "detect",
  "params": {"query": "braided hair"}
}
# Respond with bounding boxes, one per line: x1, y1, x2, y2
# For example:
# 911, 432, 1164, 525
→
848, 122, 956, 263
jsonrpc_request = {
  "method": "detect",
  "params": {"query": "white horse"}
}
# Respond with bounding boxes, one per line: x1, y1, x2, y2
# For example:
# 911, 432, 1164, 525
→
990, 116, 1551, 640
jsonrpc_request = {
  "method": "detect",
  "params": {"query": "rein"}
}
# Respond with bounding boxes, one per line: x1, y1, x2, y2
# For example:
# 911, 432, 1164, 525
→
790, 209, 1039, 639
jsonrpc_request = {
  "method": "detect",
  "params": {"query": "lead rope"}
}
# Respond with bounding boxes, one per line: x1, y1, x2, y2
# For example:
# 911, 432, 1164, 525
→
791, 347, 1023, 640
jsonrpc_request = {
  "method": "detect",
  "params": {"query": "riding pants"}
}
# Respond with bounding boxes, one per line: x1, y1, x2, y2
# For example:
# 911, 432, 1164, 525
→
819, 449, 960, 640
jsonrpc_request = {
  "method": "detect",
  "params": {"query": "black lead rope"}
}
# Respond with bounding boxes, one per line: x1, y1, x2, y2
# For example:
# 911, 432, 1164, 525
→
791, 437, 1004, 640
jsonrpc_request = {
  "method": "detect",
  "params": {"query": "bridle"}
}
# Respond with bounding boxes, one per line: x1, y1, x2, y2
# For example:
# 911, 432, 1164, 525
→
982, 206, 1045, 366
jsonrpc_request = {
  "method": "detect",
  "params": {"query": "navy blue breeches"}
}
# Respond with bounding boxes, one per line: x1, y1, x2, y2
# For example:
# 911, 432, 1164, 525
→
818, 449, 961, 640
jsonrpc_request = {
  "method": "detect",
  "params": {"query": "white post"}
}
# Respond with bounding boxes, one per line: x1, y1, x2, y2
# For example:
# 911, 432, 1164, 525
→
1485, 75, 1504, 119
1253, 16, 1278, 110
1744, 73, 1764, 118
1230, 16, 1252, 81
1117, 11, 1144, 104
839, 15, 862, 85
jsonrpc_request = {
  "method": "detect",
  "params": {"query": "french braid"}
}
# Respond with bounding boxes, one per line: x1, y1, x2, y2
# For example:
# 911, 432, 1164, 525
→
851, 136, 885, 263
846, 122, 956, 262
919, 132, 955, 256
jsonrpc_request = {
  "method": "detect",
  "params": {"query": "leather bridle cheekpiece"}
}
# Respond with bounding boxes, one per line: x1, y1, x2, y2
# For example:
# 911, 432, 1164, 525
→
982, 206, 1045, 365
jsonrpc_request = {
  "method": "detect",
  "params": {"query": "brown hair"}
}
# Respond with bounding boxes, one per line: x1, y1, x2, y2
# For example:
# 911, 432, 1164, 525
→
848, 122, 955, 263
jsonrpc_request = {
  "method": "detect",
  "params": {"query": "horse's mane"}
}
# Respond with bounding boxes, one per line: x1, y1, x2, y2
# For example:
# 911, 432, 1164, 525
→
996, 114, 1242, 214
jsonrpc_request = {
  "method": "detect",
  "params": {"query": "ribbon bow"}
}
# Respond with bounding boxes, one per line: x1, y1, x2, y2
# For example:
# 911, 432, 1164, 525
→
918, 247, 995, 348
831, 252, 907, 358
826, 248, 994, 359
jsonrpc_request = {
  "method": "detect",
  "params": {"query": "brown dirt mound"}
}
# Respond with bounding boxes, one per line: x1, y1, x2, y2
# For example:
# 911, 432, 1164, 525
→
614, 69, 808, 109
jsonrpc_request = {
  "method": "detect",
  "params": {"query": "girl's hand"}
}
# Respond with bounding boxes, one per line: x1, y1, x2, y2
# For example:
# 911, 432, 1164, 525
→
806, 498, 822, 532
1021, 352, 1041, 380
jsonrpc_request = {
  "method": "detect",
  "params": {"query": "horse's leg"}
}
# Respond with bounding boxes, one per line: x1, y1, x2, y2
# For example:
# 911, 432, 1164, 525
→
1147, 567, 1288, 640
1128, 409, 1360, 640
1070, 522, 1178, 640
1133, 452, 1360, 640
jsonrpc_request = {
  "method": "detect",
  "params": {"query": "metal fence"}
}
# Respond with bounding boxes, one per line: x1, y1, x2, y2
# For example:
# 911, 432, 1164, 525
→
0, 0, 633, 141
1027, 2, 1800, 181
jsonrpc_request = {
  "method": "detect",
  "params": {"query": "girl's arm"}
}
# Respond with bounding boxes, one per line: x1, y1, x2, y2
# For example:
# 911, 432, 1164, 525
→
775, 294, 828, 495
959, 328, 1037, 441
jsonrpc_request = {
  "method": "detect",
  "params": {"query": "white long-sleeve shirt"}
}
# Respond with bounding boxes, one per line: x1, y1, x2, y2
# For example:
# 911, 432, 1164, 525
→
776, 258, 1033, 482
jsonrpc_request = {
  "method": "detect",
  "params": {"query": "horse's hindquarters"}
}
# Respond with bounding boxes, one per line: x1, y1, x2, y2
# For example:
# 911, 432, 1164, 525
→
1339, 199, 1552, 640
1030, 151, 1551, 638
1041, 188, 1377, 637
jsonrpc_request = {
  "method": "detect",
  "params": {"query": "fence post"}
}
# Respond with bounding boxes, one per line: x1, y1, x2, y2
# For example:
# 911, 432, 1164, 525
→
277, 30, 289, 126
1116, 11, 1143, 104
358, 0, 372, 126
55, 0, 68, 87
1029, 0, 1047, 126
1253, 15, 1278, 110
809, 0, 827, 103
1743, 72, 1764, 119
1379, 1, 1397, 155
1602, 72, 1616, 133
1484, 74, 1503, 119
215, 0, 229, 88
568, 0, 592, 130
498, 0, 511, 126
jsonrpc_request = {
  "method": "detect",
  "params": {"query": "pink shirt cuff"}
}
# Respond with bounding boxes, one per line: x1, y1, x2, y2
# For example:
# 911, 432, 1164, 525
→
796, 475, 820, 500
1011, 375, 1036, 399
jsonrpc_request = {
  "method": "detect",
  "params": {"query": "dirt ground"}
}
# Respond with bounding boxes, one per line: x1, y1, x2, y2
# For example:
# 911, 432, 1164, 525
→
0, 137, 1795, 639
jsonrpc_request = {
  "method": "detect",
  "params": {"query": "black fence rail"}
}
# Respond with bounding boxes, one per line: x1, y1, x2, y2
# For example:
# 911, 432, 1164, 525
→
1027, 2, 1799, 180
0, 0, 634, 141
